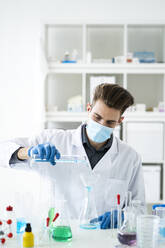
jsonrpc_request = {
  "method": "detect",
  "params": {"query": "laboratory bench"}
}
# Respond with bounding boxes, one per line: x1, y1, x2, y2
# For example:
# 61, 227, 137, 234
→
5, 228, 165, 248
3, 229, 117, 248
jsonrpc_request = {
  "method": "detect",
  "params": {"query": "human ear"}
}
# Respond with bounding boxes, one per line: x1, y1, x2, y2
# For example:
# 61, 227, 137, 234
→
118, 116, 124, 124
87, 103, 92, 112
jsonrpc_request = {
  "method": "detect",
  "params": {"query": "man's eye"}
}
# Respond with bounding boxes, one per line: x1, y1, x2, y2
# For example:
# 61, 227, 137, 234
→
95, 116, 101, 120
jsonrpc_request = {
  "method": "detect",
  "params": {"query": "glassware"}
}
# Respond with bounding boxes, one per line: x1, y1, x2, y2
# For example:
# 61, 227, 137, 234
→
137, 215, 160, 248
117, 207, 136, 246
38, 217, 53, 246
50, 199, 72, 242
152, 204, 165, 215
79, 173, 100, 229
117, 192, 137, 246
30, 154, 88, 167
155, 207, 165, 244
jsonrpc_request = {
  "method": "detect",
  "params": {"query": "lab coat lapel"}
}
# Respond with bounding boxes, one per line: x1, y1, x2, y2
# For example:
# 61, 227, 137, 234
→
93, 136, 119, 175
71, 125, 91, 170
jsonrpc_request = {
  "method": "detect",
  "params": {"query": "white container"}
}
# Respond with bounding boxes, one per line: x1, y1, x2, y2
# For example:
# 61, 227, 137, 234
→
135, 104, 146, 112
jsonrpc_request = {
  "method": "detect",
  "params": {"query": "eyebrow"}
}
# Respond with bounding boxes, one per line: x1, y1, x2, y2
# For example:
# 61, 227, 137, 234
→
94, 112, 117, 123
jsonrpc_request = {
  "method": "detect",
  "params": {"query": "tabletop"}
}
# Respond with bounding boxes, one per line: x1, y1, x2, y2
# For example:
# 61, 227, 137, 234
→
3, 224, 165, 248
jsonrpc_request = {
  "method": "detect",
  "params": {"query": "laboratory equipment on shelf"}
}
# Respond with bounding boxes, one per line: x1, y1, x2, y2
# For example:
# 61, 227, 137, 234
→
50, 200, 72, 242
136, 215, 160, 248
79, 173, 100, 230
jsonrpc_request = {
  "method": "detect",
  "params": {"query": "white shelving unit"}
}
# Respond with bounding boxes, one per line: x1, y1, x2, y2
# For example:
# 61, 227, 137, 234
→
42, 21, 165, 203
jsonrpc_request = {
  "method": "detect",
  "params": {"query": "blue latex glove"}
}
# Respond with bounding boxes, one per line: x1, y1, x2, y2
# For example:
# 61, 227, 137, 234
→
28, 143, 60, 166
90, 210, 118, 229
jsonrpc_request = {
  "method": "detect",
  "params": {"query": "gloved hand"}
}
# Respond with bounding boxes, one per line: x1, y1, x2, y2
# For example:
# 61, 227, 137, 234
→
28, 143, 60, 166
90, 210, 118, 229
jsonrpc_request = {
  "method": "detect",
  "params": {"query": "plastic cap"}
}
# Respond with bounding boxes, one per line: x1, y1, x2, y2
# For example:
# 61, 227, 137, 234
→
25, 223, 32, 232
6, 206, 13, 211
117, 194, 120, 205
152, 204, 165, 210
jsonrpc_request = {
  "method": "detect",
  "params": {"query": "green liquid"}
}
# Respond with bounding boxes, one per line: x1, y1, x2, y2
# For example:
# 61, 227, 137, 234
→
52, 226, 72, 242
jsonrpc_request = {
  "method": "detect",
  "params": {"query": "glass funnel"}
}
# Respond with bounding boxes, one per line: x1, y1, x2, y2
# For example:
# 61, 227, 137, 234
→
79, 173, 100, 229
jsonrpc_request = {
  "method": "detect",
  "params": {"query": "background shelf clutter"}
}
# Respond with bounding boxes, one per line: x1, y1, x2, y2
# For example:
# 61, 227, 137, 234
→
42, 21, 165, 204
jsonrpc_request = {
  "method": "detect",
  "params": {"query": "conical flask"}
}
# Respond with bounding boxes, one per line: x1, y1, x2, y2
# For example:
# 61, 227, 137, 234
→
117, 192, 137, 246
51, 199, 72, 242
79, 173, 100, 229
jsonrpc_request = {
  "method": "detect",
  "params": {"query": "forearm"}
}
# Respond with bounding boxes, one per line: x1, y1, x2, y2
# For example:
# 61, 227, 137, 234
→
17, 147, 30, 160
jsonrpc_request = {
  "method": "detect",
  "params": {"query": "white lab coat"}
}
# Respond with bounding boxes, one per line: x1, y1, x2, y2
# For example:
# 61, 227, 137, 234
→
0, 125, 145, 219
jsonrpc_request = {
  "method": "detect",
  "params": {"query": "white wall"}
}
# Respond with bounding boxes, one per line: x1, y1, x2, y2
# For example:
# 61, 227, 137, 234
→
0, 0, 165, 139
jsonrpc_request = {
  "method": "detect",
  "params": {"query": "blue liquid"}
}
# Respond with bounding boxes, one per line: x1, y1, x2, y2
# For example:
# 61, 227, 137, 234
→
17, 218, 26, 234
80, 223, 100, 230
160, 227, 165, 237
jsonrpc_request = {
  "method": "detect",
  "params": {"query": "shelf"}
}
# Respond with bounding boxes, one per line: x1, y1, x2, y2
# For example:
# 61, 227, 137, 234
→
48, 63, 165, 74
45, 111, 165, 123
124, 112, 165, 122
45, 111, 88, 122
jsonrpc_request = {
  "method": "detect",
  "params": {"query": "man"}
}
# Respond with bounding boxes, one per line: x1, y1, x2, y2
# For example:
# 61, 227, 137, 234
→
0, 83, 145, 228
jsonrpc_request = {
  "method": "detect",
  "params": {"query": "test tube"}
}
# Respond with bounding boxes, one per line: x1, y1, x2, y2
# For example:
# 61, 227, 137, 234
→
110, 206, 117, 237
117, 194, 122, 229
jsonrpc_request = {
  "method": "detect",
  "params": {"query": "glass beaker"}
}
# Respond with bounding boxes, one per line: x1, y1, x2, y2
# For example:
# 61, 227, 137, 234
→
136, 215, 160, 248
79, 173, 100, 229
50, 199, 72, 242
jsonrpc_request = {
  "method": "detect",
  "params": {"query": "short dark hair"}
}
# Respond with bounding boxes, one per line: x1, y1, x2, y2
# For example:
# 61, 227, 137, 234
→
92, 83, 134, 115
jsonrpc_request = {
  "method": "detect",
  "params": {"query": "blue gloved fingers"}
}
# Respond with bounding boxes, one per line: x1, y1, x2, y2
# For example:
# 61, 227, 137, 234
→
28, 146, 33, 157
29, 146, 39, 158
90, 217, 99, 224
90, 214, 103, 224
98, 215, 103, 222
100, 213, 110, 229
49, 145, 56, 165
56, 150, 61, 160
37, 144, 45, 160
45, 143, 51, 160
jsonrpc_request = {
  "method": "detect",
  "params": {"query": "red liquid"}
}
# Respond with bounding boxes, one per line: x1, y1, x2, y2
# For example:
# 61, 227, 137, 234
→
117, 232, 136, 246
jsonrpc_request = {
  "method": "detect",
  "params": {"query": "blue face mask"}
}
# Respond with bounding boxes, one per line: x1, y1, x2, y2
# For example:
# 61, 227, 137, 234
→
86, 119, 114, 143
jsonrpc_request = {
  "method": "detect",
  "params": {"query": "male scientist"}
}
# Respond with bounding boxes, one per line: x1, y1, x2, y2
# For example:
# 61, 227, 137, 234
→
0, 83, 145, 229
